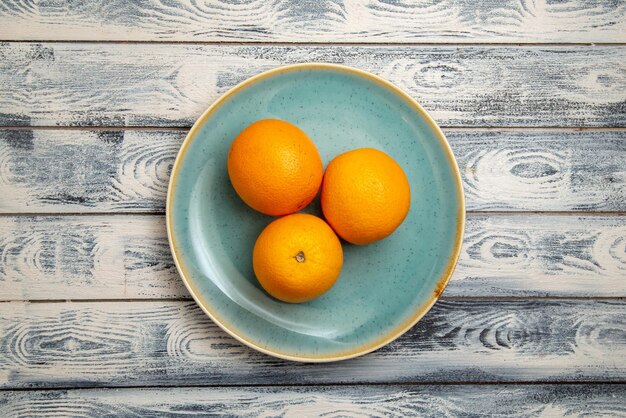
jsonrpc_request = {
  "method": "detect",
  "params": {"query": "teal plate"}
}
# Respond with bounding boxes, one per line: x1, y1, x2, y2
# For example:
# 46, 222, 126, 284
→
167, 64, 465, 362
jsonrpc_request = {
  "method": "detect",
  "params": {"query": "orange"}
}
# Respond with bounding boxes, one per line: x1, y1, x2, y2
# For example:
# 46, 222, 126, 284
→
228, 119, 323, 216
321, 148, 410, 245
253, 214, 343, 303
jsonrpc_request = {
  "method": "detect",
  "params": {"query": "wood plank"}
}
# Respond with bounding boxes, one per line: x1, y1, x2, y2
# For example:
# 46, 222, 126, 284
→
0, 216, 181, 300
1, 384, 625, 417
1, 215, 624, 300
0, 300, 624, 388
0, 130, 179, 213
0, 0, 624, 43
458, 215, 626, 297
1, 129, 624, 213
452, 130, 626, 211
1, 43, 625, 128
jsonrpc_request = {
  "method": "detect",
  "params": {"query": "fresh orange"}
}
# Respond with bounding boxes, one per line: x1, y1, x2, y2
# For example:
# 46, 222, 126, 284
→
253, 214, 343, 303
228, 119, 323, 216
321, 148, 410, 245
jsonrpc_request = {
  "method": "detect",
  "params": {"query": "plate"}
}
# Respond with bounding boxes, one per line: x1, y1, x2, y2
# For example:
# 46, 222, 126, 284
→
167, 63, 464, 362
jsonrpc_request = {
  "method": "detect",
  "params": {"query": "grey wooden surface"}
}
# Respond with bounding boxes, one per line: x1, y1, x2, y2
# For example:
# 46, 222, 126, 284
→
0, 1, 625, 416
1, 385, 626, 417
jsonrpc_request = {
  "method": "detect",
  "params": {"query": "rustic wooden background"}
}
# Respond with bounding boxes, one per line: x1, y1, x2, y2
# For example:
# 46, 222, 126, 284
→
0, 0, 625, 416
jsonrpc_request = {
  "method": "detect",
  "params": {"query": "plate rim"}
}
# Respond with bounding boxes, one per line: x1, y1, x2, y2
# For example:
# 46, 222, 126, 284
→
166, 62, 466, 362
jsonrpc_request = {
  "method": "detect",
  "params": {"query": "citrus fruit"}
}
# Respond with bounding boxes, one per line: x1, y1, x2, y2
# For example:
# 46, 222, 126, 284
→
228, 119, 323, 216
321, 148, 410, 245
253, 214, 343, 303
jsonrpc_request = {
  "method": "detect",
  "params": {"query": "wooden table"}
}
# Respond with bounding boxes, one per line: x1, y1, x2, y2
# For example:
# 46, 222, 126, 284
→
1, 1, 625, 416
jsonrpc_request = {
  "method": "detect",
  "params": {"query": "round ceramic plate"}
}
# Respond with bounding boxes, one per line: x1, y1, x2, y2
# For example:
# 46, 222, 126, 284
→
167, 63, 464, 362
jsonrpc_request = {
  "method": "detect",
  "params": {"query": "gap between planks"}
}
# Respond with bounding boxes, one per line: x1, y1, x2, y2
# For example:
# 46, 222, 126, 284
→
1, 296, 625, 304
0, 211, 624, 217
3, 126, 626, 132
1, 381, 626, 393
1, 40, 625, 47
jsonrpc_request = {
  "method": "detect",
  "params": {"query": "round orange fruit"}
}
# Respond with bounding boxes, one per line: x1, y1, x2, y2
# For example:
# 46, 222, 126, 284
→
321, 148, 410, 245
253, 214, 343, 303
228, 119, 323, 216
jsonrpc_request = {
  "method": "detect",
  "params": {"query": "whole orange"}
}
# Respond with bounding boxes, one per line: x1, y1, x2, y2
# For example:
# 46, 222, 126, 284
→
228, 119, 323, 216
321, 148, 410, 245
253, 214, 343, 303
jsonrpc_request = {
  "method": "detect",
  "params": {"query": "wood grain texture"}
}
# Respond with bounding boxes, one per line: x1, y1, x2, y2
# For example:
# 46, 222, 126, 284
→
0, 0, 624, 43
453, 130, 626, 211
456, 215, 626, 297
0, 216, 180, 300
0, 0, 623, 406
0, 130, 179, 212
1, 385, 625, 417
0, 300, 624, 388
1, 215, 624, 300
1, 43, 625, 128
1, 129, 624, 213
